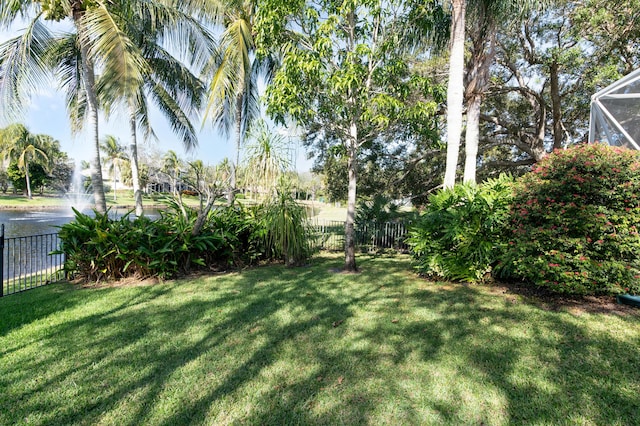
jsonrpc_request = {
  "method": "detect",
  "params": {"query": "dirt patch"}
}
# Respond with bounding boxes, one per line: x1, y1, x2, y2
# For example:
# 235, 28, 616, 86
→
79, 275, 161, 289
487, 280, 639, 316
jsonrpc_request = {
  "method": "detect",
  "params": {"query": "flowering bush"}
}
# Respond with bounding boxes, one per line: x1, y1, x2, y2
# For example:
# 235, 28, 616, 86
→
496, 143, 640, 295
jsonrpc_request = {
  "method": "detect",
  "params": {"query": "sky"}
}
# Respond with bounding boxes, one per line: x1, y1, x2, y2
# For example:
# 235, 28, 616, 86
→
0, 22, 313, 172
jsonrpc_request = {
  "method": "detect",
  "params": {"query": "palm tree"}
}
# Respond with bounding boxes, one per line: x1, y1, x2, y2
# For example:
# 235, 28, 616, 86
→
201, 0, 277, 203
0, 0, 186, 213
100, 135, 128, 202
162, 150, 183, 195
443, 0, 548, 186
443, 0, 467, 189
95, 2, 213, 216
243, 120, 291, 198
0, 124, 49, 199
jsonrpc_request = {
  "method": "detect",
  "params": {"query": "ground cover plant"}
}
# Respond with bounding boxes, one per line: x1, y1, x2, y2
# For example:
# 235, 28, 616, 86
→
1, 254, 639, 425
497, 144, 640, 295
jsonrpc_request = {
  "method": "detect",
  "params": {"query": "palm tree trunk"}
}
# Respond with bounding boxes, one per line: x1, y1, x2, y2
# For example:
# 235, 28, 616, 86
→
463, 94, 481, 183
25, 161, 32, 199
344, 121, 358, 272
464, 27, 495, 184
129, 112, 144, 216
76, 15, 106, 213
229, 94, 244, 204
444, 0, 467, 189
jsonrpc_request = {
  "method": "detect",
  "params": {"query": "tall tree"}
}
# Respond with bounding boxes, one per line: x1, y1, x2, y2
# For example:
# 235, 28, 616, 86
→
443, 0, 467, 189
99, 135, 127, 202
256, 0, 443, 271
443, 0, 548, 186
463, 0, 548, 183
242, 119, 291, 198
202, 0, 277, 203
0, 124, 49, 199
96, 2, 212, 216
0, 0, 209, 213
463, 0, 495, 183
0, 0, 153, 212
477, 1, 591, 174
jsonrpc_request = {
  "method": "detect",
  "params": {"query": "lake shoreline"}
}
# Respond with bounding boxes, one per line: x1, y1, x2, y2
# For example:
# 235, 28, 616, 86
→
0, 204, 167, 211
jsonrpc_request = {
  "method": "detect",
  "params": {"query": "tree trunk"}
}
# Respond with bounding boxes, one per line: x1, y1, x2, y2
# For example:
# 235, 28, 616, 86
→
464, 94, 481, 183
550, 61, 563, 150
76, 15, 106, 213
192, 195, 216, 236
129, 111, 143, 216
464, 24, 495, 184
344, 122, 358, 272
228, 94, 244, 204
25, 162, 32, 199
112, 165, 117, 202
444, 0, 467, 189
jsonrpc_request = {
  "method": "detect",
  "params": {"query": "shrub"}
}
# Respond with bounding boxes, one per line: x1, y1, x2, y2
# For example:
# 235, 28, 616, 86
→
207, 203, 267, 266
496, 144, 640, 295
262, 189, 314, 266
407, 174, 514, 282
57, 209, 174, 281
56, 194, 315, 281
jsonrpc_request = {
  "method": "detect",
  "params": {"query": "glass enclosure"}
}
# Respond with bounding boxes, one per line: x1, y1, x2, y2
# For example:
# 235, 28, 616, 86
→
589, 69, 640, 150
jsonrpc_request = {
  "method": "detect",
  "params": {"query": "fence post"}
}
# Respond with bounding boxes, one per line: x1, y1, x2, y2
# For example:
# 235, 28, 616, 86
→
1, 224, 4, 297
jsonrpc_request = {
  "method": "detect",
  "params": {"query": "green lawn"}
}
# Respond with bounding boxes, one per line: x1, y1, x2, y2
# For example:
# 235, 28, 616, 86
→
1, 254, 639, 425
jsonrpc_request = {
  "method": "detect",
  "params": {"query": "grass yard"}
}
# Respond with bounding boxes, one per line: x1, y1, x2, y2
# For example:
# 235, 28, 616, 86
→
1, 253, 639, 425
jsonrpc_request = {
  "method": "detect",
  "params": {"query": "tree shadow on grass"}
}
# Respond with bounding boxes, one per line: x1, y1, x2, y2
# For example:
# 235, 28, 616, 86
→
2, 254, 639, 425
0, 283, 82, 338
1, 256, 371, 424
370, 282, 640, 425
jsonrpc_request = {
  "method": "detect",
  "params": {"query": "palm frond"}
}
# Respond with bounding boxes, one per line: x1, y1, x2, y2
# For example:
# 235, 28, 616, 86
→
81, 5, 148, 101
0, 17, 54, 120
0, 0, 37, 27
48, 33, 89, 133
144, 47, 205, 115
147, 76, 199, 151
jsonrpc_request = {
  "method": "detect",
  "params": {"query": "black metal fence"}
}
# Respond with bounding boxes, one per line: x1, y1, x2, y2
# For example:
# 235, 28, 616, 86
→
0, 224, 66, 297
0, 220, 410, 297
311, 220, 410, 252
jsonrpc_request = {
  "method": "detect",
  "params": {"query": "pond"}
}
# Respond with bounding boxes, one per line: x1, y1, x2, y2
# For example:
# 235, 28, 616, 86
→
0, 207, 162, 238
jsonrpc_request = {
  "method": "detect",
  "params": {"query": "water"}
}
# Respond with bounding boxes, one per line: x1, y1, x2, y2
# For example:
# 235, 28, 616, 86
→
0, 208, 78, 237
66, 160, 92, 213
0, 207, 162, 238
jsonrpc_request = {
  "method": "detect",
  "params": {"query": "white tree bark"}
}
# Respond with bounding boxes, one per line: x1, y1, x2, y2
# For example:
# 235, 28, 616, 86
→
344, 120, 358, 272
76, 15, 106, 213
444, 0, 467, 189
129, 108, 143, 216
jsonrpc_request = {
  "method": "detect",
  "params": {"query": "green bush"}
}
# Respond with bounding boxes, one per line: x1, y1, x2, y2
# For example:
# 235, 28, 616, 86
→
207, 203, 267, 266
496, 144, 640, 295
407, 175, 513, 282
56, 194, 316, 281
56, 208, 225, 281
262, 189, 314, 266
